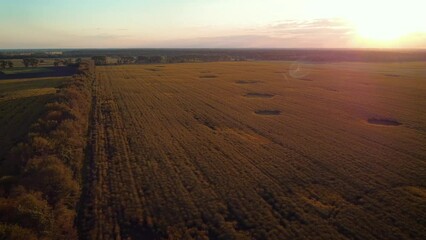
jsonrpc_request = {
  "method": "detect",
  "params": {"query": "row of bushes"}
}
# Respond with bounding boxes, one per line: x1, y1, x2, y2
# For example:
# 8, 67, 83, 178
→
0, 61, 95, 239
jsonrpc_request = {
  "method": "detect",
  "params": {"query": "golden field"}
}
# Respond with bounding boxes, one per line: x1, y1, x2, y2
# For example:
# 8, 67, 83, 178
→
78, 61, 426, 239
0, 77, 69, 158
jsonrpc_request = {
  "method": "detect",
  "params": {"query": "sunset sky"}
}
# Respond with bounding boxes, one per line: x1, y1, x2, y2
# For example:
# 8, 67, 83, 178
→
1, 0, 425, 49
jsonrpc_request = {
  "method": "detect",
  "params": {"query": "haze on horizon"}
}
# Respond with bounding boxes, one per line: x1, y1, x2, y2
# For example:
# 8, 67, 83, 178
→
1, 0, 425, 49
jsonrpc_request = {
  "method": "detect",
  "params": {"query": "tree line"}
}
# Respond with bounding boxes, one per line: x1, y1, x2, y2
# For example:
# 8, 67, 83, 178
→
0, 61, 95, 239
22, 58, 40, 67
53, 58, 81, 67
90, 55, 240, 66
0, 60, 14, 69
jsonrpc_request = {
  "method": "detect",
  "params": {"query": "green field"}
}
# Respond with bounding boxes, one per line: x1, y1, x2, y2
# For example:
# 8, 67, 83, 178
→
0, 77, 70, 159
0, 67, 53, 75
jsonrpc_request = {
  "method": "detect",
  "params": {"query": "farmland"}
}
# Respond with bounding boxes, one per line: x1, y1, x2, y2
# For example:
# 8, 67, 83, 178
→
79, 62, 426, 239
0, 67, 53, 75
0, 77, 70, 159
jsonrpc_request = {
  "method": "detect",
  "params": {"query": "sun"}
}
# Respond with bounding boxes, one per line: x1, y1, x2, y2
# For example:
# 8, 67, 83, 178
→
354, 20, 409, 41
344, 1, 426, 45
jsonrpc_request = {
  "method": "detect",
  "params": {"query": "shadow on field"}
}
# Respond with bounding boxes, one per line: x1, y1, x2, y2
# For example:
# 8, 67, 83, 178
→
367, 118, 401, 126
235, 80, 260, 84
0, 66, 77, 80
255, 110, 281, 115
298, 78, 313, 81
145, 68, 161, 72
199, 75, 218, 79
245, 93, 274, 98
384, 74, 400, 77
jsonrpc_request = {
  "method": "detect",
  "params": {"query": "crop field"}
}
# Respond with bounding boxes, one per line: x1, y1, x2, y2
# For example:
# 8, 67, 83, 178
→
78, 61, 426, 239
0, 77, 69, 159
0, 67, 53, 75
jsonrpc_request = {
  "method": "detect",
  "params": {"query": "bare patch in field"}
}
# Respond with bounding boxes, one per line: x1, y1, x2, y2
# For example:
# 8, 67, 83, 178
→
146, 68, 160, 72
200, 75, 217, 79
156, 65, 165, 68
245, 93, 274, 98
235, 80, 259, 84
367, 118, 401, 126
255, 110, 281, 115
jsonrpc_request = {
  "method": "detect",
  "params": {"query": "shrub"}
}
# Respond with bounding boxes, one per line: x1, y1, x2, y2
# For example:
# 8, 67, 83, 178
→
0, 192, 53, 238
22, 157, 79, 207
0, 224, 37, 240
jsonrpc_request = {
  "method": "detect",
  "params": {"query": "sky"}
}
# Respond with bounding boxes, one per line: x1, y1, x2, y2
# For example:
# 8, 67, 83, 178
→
0, 0, 425, 49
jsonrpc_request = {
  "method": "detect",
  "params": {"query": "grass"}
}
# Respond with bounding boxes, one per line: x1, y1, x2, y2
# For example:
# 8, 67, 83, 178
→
78, 61, 426, 239
0, 67, 53, 75
0, 77, 69, 159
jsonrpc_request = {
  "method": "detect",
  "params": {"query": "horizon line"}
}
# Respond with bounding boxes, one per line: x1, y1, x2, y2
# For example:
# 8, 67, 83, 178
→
1, 47, 426, 51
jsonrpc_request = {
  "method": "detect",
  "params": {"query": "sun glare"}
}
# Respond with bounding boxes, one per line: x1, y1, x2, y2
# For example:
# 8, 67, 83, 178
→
354, 20, 409, 41
344, 0, 426, 46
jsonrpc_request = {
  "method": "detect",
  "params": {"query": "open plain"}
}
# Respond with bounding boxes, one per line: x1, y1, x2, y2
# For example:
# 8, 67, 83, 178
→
78, 61, 426, 239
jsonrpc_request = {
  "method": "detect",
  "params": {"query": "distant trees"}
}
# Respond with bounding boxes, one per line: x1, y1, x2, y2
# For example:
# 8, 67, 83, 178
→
63, 58, 74, 66
22, 58, 39, 67
30, 58, 40, 67
136, 55, 164, 64
0, 60, 14, 69
133, 55, 235, 64
77, 60, 95, 74
91, 56, 107, 65
54, 58, 77, 67
117, 56, 135, 64
22, 58, 30, 67
90, 54, 239, 66
136, 56, 149, 63
164, 55, 234, 63
149, 56, 163, 63
0, 60, 7, 69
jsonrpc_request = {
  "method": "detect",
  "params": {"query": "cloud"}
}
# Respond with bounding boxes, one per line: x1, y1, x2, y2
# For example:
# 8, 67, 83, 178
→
142, 18, 357, 48
3, 18, 423, 49
265, 18, 356, 41
272, 18, 350, 30
89, 33, 129, 40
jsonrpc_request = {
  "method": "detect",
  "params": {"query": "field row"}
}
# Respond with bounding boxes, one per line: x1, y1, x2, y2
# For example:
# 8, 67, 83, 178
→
80, 62, 426, 239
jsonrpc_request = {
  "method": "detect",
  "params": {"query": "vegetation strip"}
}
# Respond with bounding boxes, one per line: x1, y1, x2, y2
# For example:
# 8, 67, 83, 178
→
0, 61, 95, 239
